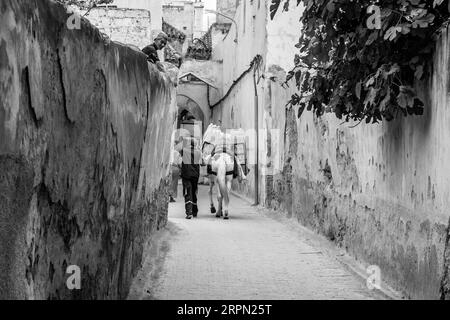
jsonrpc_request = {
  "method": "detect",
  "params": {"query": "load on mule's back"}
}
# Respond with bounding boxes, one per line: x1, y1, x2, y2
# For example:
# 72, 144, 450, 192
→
202, 124, 248, 219
202, 124, 248, 179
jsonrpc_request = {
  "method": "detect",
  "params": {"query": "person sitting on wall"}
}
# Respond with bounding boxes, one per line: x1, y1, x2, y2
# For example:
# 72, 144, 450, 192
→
142, 32, 169, 64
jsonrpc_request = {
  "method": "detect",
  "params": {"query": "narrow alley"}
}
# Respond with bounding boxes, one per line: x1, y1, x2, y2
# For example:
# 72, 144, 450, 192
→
128, 185, 389, 300
3, 0, 450, 303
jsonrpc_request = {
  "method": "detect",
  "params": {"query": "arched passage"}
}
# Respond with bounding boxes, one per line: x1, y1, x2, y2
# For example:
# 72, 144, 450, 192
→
177, 94, 206, 133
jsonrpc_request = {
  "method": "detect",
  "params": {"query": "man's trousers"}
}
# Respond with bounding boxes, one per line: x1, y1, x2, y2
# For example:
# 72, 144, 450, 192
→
182, 178, 199, 216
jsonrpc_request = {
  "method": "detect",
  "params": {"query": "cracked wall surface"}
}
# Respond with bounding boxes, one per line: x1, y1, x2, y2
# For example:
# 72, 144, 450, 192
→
82, 7, 152, 50
264, 26, 450, 300
0, 0, 177, 299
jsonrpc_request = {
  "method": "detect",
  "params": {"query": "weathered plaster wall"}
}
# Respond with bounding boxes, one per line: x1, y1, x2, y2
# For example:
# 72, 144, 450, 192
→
113, 0, 163, 36
212, 0, 300, 201
0, 0, 177, 299
84, 7, 152, 49
211, 0, 268, 201
264, 25, 450, 300
208, 23, 232, 49
193, 3, 205, 39
265, 1, 303, 73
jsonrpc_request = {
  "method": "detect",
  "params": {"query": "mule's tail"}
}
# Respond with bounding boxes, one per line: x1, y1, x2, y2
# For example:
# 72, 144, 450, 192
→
217, 159, 229, 205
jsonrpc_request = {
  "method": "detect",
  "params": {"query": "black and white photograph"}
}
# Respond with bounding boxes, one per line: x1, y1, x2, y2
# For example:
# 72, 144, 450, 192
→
1, 0, 450, 308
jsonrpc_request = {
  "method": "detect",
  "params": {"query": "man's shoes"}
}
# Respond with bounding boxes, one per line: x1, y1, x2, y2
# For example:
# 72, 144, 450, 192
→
186, 215, 193, 220
192, 213, 198, 218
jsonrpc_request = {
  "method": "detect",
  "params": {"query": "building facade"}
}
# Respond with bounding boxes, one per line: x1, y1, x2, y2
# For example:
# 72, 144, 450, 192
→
209, 0, 450, 299
84, 7, 152, 49
216, 0, 238, 24
81, 0, 165, 54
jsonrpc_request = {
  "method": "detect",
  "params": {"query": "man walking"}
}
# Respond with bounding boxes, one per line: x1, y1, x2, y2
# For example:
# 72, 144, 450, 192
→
180, 137, 202, 219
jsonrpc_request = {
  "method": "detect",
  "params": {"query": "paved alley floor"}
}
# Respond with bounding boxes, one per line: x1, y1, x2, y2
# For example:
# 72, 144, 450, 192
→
130, 185, 387, 300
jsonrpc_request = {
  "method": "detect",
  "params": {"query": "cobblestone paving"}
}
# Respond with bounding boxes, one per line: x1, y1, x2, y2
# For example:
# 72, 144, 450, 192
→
140, 185, 385, 300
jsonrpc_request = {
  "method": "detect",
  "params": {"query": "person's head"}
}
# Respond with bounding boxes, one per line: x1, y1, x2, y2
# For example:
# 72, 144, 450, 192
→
154, 32, 169, 50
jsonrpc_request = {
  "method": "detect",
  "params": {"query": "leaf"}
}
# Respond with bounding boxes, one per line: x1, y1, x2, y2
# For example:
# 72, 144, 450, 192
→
384, 26, 402, 41
383, 63, 400, 78
409, 0, 422, 5
283, 0, 290, 13
410, 56, 420, 64
433, 0, 444, 8
298, 104, 306, 118
366, 32, 378, 46
274, 0, 438, 124
397, 86, 415, 109
365, 77, 375, 88
364, 87, 377, 108
414, 65, 424, 79
326, 0, 335, 13
400, 24, 411, 35
355, 81, 362, 100
380, 88, 391, 111
269, 0, 282, 20
286, 71, 295, 82
295, 70, 302, 89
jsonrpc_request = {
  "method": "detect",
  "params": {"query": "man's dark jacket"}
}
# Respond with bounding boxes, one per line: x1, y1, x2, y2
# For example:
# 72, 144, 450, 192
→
180, 144, 202, 180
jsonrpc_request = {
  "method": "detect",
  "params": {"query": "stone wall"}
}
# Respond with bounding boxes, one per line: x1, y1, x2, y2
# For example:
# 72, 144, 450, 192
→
113, 0, 163, 36
0, 0, 177, 299
84, 7, 152, 49
263, 25, 450, 300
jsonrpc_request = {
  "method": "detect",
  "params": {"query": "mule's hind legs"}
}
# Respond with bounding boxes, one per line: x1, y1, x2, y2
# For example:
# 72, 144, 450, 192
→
223, 178, 232, 220
216, 193, 223, 218
216, 200, 223, 218
209, 178, 217, 214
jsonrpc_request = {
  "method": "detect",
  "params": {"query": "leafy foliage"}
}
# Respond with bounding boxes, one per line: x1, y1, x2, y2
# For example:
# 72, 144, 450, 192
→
272, 0, 450, 123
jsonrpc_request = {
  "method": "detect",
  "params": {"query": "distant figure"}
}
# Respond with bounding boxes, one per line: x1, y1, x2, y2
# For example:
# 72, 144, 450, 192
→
142, 32, 169, 64
180, 137, 203, 219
